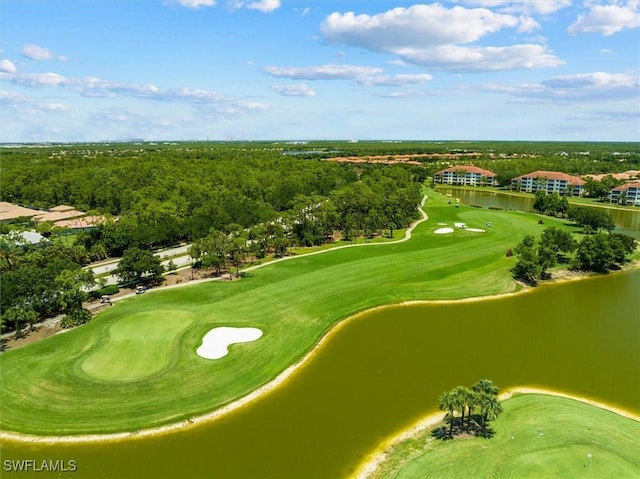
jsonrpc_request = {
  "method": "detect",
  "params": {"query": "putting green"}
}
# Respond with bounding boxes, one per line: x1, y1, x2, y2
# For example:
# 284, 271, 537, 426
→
81, 311, 194, 381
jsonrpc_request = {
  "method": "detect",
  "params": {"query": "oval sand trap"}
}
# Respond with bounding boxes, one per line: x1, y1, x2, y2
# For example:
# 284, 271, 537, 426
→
197, 327, 263, 360
466, 228, 486, 232
434, 227, 454, 234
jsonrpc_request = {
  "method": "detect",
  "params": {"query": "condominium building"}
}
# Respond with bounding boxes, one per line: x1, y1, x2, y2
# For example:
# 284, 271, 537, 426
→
433, 165, 497, 186
609, 181, 640, 206
510, 170, 585, 196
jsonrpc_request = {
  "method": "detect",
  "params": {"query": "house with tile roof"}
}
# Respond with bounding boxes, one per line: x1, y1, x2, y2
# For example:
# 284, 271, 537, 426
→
609, 181, 640, 206
511, 170, 586, 196
433, 165, 498, 186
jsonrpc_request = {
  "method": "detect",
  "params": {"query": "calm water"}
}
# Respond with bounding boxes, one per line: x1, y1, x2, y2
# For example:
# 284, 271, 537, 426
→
437, 187, 640, 239
2, 270, 639, 479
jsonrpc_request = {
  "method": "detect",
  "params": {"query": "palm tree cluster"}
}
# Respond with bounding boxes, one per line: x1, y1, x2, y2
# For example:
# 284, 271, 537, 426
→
438, 379, 502, 438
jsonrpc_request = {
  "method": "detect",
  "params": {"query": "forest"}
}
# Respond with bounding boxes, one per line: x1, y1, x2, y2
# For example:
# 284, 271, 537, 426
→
1, 140, 638, 331
1, 142, 427, 326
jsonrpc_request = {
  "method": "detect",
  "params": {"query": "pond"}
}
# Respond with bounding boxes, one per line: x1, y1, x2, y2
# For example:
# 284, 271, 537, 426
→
2, 270, 638, 479
437, 187, 640, 239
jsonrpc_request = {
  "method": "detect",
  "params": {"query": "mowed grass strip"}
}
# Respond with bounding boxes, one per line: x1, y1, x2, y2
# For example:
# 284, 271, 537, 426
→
0, 191, 571, 435
378, 394, 640, 479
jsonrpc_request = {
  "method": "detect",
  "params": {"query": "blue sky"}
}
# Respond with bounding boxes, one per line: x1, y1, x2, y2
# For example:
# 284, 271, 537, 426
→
1, 1, 639, 142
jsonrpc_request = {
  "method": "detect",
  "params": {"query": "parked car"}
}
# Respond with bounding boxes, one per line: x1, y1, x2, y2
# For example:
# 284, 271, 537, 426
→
135, 285, 146, 294
100, 295, 111, 304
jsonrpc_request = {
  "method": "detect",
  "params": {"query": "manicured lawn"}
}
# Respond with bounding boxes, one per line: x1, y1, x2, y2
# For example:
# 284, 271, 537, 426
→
0, 190, 573, 435
376, 394, 640, 479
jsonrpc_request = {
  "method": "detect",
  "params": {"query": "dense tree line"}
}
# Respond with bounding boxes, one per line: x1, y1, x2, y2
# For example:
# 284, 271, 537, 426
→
533, 191, 569, 217
566, 206, 616, 233
0, 237, 95, 334
2, 145, 425, 255
512, 227, 636, 283
1, 146, 425, 331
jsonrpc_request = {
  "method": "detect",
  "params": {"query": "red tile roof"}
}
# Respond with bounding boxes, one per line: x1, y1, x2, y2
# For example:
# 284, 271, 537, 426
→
512, 170, 585, 185
435, 165, 497, 177
611, 181, 640, 192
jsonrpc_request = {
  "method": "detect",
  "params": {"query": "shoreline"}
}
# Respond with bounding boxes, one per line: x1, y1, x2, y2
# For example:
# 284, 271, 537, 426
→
2, 266, 638, 444
354, 387, 640, 479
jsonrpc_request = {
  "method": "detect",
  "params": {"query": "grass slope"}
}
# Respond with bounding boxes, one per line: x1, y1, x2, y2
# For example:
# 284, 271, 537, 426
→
0, 190, 571, 435
378, 394, 640, 479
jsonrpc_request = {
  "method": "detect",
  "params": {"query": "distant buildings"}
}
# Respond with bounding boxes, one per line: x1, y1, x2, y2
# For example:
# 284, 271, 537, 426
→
609, 181, 640, 206
0, 202, 106, 230
510, 170, 585, 197
433, 165, 498, 186
584, 170, 640, 182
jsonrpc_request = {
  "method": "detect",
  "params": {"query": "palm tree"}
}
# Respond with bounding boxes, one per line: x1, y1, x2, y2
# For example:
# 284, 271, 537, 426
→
466, 390, 480, 431
451, 386, 471, 432
438, 391, 456, 437
472, 379, 499, 397
478, 393, 503, 434
3, 306, 28, 339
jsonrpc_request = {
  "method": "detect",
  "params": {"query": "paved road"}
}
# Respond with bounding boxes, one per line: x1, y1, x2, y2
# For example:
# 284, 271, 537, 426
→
88, 244, 193, 286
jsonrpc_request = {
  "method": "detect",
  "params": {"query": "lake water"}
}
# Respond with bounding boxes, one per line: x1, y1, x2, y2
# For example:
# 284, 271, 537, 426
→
437, 187, 640, 239
2, 270, 639, 479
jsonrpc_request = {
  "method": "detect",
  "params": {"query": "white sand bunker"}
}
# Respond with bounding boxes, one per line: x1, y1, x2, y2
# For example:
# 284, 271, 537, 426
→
466, 228, 486, 233
197, 327, 263, 360
454, 222, 466, 228
434, 227, 454, 234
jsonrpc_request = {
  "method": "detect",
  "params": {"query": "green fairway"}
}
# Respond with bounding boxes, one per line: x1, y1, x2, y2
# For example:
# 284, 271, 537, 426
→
0, 190, 574, 435
377, 394, 640, 479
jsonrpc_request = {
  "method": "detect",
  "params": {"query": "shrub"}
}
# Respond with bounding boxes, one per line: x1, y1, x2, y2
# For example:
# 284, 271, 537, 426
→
89, 284, 120, 299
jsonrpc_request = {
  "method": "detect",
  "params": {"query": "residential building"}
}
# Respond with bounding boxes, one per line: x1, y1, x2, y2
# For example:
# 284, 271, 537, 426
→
433, 165, 497, 186
511, 170, 585, 196
609, 181, 640, 206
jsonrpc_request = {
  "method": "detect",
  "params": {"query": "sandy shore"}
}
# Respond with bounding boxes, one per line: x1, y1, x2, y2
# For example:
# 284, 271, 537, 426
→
354, 387, 640, 479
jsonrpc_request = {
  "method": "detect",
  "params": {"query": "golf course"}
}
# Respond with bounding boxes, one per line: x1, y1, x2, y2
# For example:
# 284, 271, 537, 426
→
0, 189, 563, 436
1, 188, 639, 479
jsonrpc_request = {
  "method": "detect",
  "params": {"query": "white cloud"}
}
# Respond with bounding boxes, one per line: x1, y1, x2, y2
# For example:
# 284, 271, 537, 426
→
272, 83, 316, 97
3, 71, 69, 87
473, 72, 640, 101
375, 89, 429, 98
0, 59, 17, 73
0, 70, 268, 113
0, 91, 70, 112
21, 44, 68, 61
264, 64, 383, 80
246, 0, 280, 13
172, 0, 216, 8
228, 0, 280, 12
321, 5, 521, 49
357, 73, 433, 87
320, 4, 561, 71
459, 0, 571, 15
395, 44, 563, 71
517, 15, 540, 32
568, 2, 640, 36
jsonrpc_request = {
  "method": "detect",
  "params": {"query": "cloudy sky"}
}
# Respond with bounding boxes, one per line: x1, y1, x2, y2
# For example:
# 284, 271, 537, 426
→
1, 0, 639, 142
